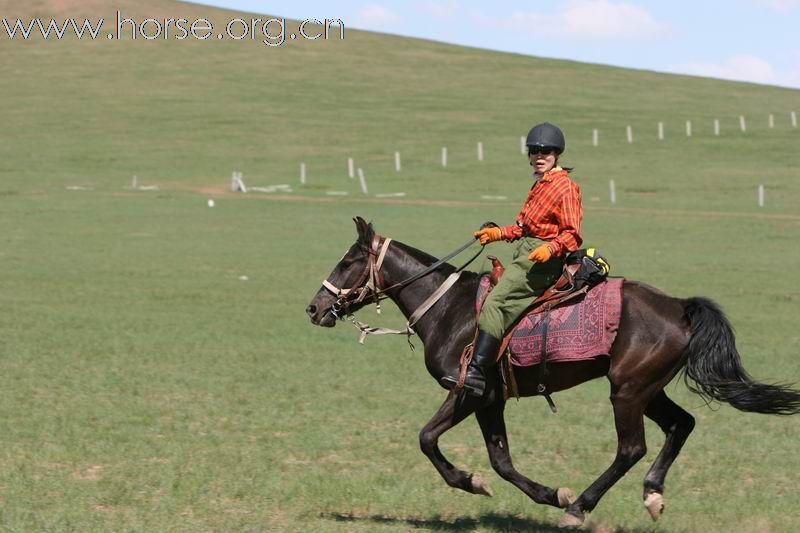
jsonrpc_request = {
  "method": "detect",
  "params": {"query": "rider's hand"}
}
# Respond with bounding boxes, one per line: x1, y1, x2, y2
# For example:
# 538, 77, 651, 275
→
474, 227, 502, 245
528, 244, 553, 263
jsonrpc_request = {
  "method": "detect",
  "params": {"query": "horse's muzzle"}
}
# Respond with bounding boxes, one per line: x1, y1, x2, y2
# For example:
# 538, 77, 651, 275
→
306, 304, 337, 327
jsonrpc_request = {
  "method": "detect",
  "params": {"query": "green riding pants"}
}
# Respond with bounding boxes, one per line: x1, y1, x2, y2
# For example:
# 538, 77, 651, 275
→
477, 236, 565, 339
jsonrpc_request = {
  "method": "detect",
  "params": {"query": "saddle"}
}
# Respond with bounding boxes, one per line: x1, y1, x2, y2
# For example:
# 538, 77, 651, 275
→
479, 253, 612, 409
485, 255, 589, 324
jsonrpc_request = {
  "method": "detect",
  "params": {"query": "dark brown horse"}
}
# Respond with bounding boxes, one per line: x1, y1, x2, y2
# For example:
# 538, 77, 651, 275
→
305, 217, 800, 528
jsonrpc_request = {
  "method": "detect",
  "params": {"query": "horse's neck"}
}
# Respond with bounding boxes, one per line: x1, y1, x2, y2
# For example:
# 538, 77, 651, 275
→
381, 245, 444, 316
380, 242, 473, 345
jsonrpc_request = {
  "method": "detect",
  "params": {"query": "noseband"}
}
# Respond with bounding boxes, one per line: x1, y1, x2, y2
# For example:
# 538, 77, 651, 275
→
322, 233, 392, 318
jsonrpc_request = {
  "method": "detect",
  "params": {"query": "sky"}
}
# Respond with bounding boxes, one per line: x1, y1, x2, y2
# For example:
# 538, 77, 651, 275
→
187, 0, 800, 89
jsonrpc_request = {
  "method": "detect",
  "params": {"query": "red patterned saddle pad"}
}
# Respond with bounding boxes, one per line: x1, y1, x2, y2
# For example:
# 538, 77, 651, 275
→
476, 276, 624, 367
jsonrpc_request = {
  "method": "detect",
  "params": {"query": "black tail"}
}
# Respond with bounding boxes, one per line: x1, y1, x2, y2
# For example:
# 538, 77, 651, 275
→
682, 297, 800, 415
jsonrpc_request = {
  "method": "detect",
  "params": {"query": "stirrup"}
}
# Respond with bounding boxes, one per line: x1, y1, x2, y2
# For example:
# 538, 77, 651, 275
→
439, 374, 485, 397
440, 375, 458, 389
462, 379, 486, 397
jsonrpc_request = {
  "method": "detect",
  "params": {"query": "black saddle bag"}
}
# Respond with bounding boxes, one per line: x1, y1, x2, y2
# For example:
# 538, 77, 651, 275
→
566, 248, 610, 290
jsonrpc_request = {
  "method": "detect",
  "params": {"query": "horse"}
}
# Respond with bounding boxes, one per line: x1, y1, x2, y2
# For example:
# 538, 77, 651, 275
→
305, 217, 800, 528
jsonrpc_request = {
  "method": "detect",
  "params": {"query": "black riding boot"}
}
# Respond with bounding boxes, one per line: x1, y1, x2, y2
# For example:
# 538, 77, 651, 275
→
441, 331, 502, 397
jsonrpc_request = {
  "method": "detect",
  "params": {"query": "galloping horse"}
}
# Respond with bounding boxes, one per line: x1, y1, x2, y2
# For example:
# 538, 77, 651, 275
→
306, 217, 800, 528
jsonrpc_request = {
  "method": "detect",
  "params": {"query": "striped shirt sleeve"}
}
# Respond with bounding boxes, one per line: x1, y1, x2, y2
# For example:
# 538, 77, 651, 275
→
547, 181, 583, 257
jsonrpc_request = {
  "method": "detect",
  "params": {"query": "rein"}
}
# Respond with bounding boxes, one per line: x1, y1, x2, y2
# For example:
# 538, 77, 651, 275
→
322, 233, 484, 347
377, 235, 482, 297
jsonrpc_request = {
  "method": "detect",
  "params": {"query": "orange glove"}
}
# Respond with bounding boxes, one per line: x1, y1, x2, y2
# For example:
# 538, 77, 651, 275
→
474, 227, 502, 245
528, 244, 553, 263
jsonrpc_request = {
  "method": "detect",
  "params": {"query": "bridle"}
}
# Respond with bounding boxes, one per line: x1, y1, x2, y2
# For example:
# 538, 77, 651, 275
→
320, 232, 484, 345
322, 233, 393, 319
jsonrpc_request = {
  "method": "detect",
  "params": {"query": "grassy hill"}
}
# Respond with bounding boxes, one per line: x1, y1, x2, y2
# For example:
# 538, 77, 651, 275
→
1, 0, 799, 210
1, 1, 799, 531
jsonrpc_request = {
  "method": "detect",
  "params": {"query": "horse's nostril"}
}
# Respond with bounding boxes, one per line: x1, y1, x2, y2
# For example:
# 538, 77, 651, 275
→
306, 305, 317, 317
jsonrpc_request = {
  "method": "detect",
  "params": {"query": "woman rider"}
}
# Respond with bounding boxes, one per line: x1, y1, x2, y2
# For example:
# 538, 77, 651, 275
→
442, 122, 583, 396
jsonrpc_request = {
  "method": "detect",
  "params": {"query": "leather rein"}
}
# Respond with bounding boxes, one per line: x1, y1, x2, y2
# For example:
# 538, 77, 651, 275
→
321, 233, 483, 346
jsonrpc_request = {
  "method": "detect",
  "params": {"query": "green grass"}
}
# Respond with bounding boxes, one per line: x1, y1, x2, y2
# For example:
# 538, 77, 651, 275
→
1, 1, 799, 531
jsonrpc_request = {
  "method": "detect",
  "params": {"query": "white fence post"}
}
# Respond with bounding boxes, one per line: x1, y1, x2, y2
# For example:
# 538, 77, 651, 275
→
357, 168, 368, 195
477, 142, 484, 162
686, 120, 692, 137
740, 115, 746, 133
626, 125, 633, 144
441, 147, 447, 168
347, 158, 354, 178
609, 180, 617, 204
768, 114, 774, 129
714, 119, 720, 136
658, 122, 664, 141
791, 111, 797, 128
520, 136, 526, 154
758, 184, 765, 208
394, 151, 401, 172
231, 171, 247, 192
300, 163, 306, 185
592, 129, 599, 147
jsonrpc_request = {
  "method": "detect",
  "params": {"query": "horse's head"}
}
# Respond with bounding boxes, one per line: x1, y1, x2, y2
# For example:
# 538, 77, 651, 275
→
306, 216, 381, 327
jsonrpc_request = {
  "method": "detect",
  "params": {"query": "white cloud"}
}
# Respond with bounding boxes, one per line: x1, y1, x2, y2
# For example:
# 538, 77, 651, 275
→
750, 0, 800, 13
559, 0, 670, 39
671, 54, 776, 85
480, 0, 669, 40
419, 0, 462, 21
353, 5, 402, 29
671, 52, 800, 89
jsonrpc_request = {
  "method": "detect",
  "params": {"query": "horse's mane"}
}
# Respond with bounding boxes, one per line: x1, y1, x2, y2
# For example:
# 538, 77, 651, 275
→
392, 240, 482, 286
355, 217, 481, 285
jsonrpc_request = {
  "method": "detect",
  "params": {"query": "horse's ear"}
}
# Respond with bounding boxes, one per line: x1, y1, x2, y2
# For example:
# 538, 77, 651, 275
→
353, 217, 365, 239
353, 216, 374, 245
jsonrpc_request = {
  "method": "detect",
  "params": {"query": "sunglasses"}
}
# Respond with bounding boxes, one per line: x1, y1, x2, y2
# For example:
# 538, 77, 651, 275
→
528, 146, 558, 156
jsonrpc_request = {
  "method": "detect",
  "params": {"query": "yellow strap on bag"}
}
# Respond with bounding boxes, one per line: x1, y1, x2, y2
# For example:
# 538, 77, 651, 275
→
585, 247, 610, 276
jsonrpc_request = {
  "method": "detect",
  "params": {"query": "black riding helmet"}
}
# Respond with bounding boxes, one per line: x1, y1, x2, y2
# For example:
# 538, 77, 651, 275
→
526, 122, 566, 154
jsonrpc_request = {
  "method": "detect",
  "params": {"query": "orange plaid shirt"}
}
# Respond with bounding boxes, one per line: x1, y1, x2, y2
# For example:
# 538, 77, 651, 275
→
499, 168, 583, 257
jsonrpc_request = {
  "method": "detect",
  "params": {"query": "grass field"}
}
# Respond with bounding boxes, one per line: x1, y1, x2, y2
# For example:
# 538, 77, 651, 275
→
1, 1, 799, 531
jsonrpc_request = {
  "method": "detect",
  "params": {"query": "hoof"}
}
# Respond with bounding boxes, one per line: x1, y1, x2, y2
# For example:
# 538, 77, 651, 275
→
558, 511, 584, 529
557, 487, 577, 508
644, 492, 664, 521
471, 474, 494, 497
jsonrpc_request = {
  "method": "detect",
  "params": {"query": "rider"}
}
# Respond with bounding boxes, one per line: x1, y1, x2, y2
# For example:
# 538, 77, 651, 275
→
442, 122, 583, 396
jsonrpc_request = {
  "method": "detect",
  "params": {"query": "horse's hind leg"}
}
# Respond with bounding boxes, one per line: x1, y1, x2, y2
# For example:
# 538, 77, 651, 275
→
475, 396, 573, 509
641, 390, 696, 521
560, 386, 649, 528
419, 391, 492, 496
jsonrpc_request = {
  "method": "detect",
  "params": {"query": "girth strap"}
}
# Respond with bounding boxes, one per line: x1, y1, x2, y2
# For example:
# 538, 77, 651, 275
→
537, 306, 558, 414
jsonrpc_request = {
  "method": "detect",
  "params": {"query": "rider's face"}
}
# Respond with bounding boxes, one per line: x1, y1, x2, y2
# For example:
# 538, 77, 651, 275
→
528, 148, 558, 174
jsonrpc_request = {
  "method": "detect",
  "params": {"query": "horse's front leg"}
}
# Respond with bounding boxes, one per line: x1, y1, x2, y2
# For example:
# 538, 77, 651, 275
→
475, 394, 575, 509
419, 391, 494, 496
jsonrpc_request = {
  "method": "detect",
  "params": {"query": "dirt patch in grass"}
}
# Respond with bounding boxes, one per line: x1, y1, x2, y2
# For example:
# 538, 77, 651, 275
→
180, 185, 800, 222
76, 465, 104, 481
